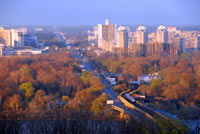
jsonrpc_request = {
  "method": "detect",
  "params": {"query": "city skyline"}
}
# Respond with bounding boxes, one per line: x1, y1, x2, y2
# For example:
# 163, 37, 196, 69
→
0, 0, 200, 25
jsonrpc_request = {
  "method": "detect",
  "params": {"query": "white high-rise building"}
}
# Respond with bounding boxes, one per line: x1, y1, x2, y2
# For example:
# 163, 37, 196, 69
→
105, 19, 110, 25
116, 26, 128, 48
156, 25, 168, 44
0, 28, 15, 47
0, 27, 26, 48
136, 25, 148, 44
98, 19, 117, 50
195, 35, 200, 50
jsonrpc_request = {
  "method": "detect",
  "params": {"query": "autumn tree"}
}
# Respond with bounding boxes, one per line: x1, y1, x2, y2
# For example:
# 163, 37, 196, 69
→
28, 89, 48, 111
3, 94, 22, 112
62, 96, 69, 103
19, 82, 35, 101
90, 93, 107, 117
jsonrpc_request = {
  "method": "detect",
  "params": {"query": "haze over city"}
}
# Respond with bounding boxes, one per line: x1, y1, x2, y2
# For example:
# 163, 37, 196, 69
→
0, 0, 200, 134
0, 0, 200, 25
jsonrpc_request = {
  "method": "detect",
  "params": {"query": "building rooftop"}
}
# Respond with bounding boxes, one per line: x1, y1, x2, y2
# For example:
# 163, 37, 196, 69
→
105, 19, 110, 25
118, 26, 127, 31
157, 25, 167, 31
137, 25, 146, 31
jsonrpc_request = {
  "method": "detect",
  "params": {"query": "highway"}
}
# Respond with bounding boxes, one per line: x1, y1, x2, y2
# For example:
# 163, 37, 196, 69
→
71, 48, 118, 101
71, 47, 194, 133
72, 47, 167, 119
58, 32, 195, 133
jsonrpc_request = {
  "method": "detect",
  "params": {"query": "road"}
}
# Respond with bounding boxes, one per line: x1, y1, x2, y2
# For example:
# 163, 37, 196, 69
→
71, 47, 147, 120
72, 48, 118, 101
71, 47, 194, 133
58, 32, 194, 133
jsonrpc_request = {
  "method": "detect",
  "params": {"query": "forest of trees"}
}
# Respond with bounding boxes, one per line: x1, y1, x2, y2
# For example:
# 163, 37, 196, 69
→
0, 50, 113, 118
90, 51, 200, 120
0, 49, 199, 133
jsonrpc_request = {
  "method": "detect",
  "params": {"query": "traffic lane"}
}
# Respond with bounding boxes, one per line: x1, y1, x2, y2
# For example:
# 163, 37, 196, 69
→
72, 49, 125, 107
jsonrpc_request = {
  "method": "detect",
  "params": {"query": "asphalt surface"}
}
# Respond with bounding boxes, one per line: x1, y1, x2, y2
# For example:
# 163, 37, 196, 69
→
59, 32, 194, 133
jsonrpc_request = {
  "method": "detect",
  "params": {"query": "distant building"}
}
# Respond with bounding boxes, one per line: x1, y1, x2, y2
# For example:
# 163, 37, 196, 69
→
93, 26, 99, 36
0, 28, 15, 47
2, 48, 47, 56
167, 26, 186, 55
136, 25, 148, 44
88, 26, 98, 44
66, 39, 74, 44
0, 27, 26, 48
17, 28, 27, 47
98, 19, 117, 50
196, 35, 200, 50
116, 26, 128, 48
24, 34, 38, 47
106, 77, 117, 86
138, 73, 158, 84
148, 32, 156, 44
156, 25, 168, 44
169, 37, 186, 55
179, 31, 199, 52
0, 44, 6, 56
128, 44, 145, 57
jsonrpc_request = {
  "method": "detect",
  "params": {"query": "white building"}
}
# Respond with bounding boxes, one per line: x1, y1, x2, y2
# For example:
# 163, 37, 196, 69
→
156, 25, 168, 44
2, 48, 46, 56
196, 35, 200, 50
116, 26, 128, 48
98, 19, 117, 50
137, 73, 158, 84
0, 44, 6, 56
106, 77, 117, 86
136, 25, 148, 44
0, 27, 26, 48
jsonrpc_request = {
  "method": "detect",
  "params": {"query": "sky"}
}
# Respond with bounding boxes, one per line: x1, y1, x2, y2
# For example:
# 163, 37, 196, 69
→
0, 0, 200, 26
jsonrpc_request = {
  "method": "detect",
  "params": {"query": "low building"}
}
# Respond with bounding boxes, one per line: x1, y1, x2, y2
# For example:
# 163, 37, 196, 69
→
2, 48, 48, 56
79, 64, 85, 69
66, 39, 74, 44
137, 73, 158, 84
106, 77, 117, 86
0, 44, 6, 56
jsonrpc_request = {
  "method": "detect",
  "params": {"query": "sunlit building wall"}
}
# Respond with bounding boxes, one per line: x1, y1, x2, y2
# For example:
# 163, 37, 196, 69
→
116, 26, 128, 49
156, 25, 168, 44
0, 27, 26, 48
136, 25, 148, 44
98, 19, 117, 50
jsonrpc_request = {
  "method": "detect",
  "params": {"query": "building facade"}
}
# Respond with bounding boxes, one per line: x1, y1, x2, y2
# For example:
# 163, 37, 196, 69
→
196, 35, 200, 50
116, 26, 128, 49
0, 27, 26, 48
156, 25, 168, 44
98, 19, 117, 50
136, 25, 148, 44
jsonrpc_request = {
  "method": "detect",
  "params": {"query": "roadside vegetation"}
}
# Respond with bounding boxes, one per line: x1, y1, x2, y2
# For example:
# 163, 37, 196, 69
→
0, 49, 198, 133
90, 51, 200, 120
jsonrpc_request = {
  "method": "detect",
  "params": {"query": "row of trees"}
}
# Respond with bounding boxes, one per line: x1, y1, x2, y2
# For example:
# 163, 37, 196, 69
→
90, 51, 200, 119
0, 48, 196, 133
0, 50, 109, 120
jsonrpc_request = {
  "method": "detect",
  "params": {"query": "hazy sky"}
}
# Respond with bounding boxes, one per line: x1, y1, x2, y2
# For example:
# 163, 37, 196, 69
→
0, 0, 200, 25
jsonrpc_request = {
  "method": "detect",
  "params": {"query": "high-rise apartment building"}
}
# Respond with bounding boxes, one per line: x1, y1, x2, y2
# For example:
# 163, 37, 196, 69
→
167, 26, 186, 55
116, 26, 128, 49
0, 27, 26, 48
17, 28, 27, 47
197, 35, 200, 50
180, 31, 199, 51
98, 19, 117, 50
156, 25, 168, 44
135, 25, 148, 44
0, 27, 13, 47
194, 35, 200, 50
